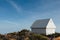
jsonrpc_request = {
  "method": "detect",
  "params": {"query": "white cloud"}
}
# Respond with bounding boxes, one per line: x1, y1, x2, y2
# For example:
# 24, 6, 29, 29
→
6, 0, 22, 13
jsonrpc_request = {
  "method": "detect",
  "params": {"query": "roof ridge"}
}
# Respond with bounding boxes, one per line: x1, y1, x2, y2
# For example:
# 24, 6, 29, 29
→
31, 18, 51, 28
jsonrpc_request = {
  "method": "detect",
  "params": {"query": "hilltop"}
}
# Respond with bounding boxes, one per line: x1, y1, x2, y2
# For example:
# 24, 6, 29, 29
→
0, 29, 60, 40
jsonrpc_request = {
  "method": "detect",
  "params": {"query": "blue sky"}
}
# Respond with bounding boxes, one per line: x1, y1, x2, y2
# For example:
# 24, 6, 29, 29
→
0, 0, 60, 34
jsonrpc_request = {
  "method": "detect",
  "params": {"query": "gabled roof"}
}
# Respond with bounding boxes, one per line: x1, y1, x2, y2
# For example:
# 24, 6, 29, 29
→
31, 18, 50, 28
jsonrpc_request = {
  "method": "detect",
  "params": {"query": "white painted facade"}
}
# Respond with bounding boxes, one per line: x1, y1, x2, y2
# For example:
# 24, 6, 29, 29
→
31, 18, 56, 35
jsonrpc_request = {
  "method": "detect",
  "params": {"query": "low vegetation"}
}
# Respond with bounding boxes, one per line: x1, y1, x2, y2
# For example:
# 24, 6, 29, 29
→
0, 29, 60, 40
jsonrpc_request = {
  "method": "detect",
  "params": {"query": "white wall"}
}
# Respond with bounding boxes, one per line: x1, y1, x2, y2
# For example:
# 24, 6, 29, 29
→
46, 28, 55, 35
46, 19, 56, 35
46, 18, 56, 28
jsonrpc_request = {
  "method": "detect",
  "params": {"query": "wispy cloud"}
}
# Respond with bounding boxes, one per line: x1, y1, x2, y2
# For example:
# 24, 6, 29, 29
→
6, 0, 22, 13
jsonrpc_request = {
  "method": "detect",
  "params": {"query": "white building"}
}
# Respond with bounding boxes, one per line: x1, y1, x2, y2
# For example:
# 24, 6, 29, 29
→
31, 18, 56, 35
